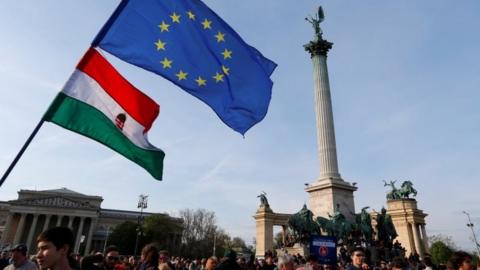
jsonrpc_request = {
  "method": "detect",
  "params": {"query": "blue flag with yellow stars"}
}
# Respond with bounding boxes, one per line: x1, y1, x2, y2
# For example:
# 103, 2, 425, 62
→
92, 0, 277, 135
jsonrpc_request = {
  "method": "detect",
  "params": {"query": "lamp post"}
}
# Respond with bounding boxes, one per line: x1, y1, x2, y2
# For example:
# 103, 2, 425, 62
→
134, 194, 148, 256
212, 231, 216, 257
462, 211, 480, 256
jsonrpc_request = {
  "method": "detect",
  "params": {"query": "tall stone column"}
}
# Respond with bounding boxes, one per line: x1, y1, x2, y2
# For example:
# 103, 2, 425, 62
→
304, 11, 357, 220
407, 223, 416, 254
74, 217, 85, 253
56, 215, 63, 227
26, 214, 39, 251
13, 213, 27, 244
43, 215, 52, 232
68, 216, 74, 229
421, 225, 429, 251
84, 218, 97, 255
413, 223, 425, 258
254, 206, 274, 257
0, 213, 14, 244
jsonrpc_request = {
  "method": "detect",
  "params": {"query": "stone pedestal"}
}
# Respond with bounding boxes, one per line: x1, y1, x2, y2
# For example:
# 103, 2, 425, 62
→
387, 199, 428, 259
254, 205, 291, 257
305, 178, 357, 220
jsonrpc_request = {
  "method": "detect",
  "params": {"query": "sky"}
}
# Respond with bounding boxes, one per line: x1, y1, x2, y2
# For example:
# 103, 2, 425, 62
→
0, 1, 479, 251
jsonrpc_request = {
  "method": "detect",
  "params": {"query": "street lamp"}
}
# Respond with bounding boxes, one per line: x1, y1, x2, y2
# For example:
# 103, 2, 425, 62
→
134, 194, 148, 256
462, 211, 480, 257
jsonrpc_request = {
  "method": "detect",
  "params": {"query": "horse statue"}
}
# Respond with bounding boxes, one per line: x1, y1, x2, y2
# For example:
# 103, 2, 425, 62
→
288, 204, 319, 244
397, 181, 417, 198
383, 180, 401, 200
316, 204, 354, 243
354, 206, 373, 245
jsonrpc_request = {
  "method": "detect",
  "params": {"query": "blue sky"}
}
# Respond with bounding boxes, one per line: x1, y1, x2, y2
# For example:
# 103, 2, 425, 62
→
1, 1, 479, 251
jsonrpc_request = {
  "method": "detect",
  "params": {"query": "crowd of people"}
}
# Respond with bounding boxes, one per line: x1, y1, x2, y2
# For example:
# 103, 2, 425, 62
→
0, 227, 478, 270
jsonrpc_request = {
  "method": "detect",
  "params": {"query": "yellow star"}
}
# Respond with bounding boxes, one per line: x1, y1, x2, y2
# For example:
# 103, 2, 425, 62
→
170, 12, 181, 23
176, 70, 188, 81
215, 31, 225, 42
222, 65, 230, 75
213, 72, 224, 82
155, 39, 166, 51
201, 18, 212, 29
221, 49, 232, 59
158, 21, 170, 32
195, 76, 206, 86
187, 11, 196, 20
160, 58, 172, 69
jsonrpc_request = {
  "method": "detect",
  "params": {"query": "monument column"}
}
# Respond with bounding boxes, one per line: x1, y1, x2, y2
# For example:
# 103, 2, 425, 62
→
304, 7, 357, 220
413, 223, 425, 257
13, 213, 27, 244
421, 225, 429, 250
0, 213, 14, 244
254, 204, 274, 257
43, 215, 52, 232
56, 215, 63, 226
407, 223, 416, 254
26, 214, 39, 250
84, 218, 97, 255
74, 217, 85, 253
68, 216, 74, 229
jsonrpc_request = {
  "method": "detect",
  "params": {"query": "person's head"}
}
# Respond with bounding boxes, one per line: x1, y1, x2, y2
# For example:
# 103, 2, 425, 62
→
424, 256, 433, 268
350, 247, 365, 267
10, 244, 28, 266
224, 249, 237, 262
278, 254, 295, 270
205, 256, 217, 270
104, 245, 120, 269
307, 255, 319, 266
380, 260, 388, 270
392, 257, 408, 270
448, 251, 473, 270
159, 250, 170, 264
1, 251, 8, 259
36, 227, 74, 270
141, 244, 159, 266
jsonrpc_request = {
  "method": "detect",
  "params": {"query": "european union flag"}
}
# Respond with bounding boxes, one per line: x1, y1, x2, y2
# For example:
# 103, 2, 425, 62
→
93, 0, 277, 135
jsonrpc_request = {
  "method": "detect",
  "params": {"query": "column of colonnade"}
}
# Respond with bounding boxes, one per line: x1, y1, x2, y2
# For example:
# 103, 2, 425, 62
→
387, 199, 429, 260
1, 212, 97, 254
410, 222, 428, 257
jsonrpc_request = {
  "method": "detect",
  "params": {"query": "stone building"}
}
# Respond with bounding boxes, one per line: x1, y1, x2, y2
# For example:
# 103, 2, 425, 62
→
0, 188, 180, 255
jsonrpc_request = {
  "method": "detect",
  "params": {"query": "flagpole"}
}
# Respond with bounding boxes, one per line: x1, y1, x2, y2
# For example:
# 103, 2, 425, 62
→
0, 118, 45, 187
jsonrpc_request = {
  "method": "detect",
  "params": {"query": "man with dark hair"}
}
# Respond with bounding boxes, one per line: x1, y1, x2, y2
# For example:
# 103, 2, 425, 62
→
4, 244, 37, 270
36, 227, 75, 270
306, 255, 321, 270
0, 250, 11, 270
81, 245, 120, 270
347, 247, 365, 270
391, 257, 408, 270
448, 251, 472, 270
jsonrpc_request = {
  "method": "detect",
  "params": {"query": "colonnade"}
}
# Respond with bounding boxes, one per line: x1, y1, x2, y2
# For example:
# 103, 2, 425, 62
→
408, 222, 429, 257
0, 212, 97, 255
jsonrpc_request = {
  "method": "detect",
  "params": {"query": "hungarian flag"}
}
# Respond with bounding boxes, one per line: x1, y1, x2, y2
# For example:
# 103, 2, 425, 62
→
43, 48, 165, 180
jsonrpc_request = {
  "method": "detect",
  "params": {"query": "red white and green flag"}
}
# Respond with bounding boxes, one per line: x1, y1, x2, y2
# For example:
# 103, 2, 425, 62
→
43, 48, 164, 180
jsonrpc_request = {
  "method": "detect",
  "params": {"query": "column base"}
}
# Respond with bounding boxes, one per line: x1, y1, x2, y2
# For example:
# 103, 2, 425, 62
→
305, 177, 357, 220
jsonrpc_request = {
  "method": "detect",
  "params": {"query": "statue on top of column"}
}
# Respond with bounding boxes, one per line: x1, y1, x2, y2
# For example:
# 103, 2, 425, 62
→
304, 6, 333, 56
384, 180, 418, 200
257, 191, 269, 207
305, 6, 325, 41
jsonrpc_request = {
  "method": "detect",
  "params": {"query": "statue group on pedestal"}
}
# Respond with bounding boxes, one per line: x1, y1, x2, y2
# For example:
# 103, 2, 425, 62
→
383, 180, 417, 200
